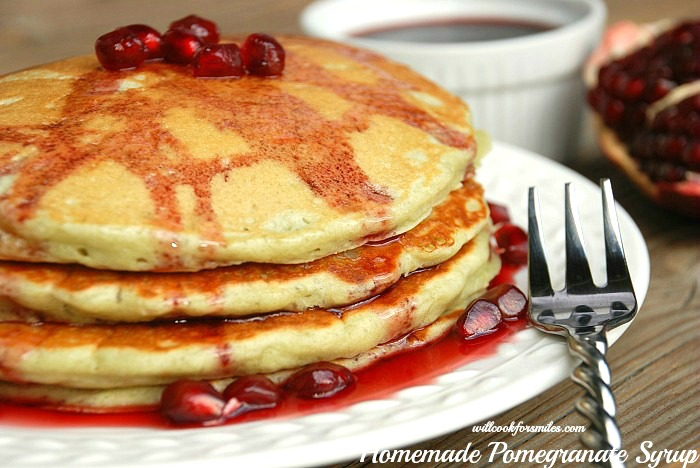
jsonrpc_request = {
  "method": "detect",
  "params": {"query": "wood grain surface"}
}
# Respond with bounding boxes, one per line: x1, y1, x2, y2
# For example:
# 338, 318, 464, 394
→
0, 1, 697, 467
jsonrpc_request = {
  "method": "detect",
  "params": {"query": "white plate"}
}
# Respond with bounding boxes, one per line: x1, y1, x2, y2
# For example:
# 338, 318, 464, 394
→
0, 142, 650, 468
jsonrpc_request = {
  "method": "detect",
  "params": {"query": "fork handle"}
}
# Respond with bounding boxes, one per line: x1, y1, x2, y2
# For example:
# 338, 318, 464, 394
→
567, 333, 626, 468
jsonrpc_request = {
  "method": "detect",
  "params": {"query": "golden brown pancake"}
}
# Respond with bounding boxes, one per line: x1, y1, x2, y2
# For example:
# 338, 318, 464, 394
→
0, 179, 488, 323
0, 229, 498, 388
0, 306, 462, 412
0, 36, 475, 272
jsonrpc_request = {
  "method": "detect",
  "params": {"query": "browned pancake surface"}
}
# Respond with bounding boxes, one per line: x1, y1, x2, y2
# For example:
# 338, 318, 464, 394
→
0, 179, 488, 322
0, 37, 475, 271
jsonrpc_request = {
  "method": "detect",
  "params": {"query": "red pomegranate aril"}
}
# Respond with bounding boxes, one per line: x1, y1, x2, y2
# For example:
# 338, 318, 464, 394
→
664, 136, 687, 160
487, 201, 510, 225
193, 43, 245, 78
598, 65, 618, 92
684, 143, 700, 167
223, 375, 282, 409
666, 112, 685, 134
125, 24, 163, 60
161, 380, 231, 425
603, 99, 626, 126
687, 95, 700, 112
646, 78, 675, 102
241, 33, 286, 76
587, 87, 604, 110
502, 242, 528, 266
169, 14, 220, 44
456, 299, 502, 340
494, 223, 528, 266
484, 284, 529, 319
623, 78, 646, 100
284, 362, 356, 399
95, 27, 147, 71
494, 223, 527, 248
162, 30, 204, 65
641, 160, 687, 182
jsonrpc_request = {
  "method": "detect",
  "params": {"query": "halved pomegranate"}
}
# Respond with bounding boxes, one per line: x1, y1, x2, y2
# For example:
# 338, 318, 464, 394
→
585, 20, 700, 218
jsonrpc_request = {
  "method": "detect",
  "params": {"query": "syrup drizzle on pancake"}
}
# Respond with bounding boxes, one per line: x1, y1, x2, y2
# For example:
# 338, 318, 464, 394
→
0, 180, 486, 323
0, 39, 473, 269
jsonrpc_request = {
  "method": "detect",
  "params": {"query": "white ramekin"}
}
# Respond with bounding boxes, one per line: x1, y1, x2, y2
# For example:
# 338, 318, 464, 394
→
300, 0, 607, 161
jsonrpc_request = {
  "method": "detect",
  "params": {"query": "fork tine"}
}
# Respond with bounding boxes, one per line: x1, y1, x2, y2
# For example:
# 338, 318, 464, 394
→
601, 179, 634, 290
564, 183, 595, 291
528, 187, 553, 297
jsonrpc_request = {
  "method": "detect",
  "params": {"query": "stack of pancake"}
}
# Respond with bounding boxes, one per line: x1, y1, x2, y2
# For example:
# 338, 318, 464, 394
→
0, 37, 499, 412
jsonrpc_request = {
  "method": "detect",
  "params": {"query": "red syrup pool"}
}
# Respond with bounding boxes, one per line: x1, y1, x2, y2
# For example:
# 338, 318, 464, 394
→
352, 17, 556, 43
0, 263, 527, 429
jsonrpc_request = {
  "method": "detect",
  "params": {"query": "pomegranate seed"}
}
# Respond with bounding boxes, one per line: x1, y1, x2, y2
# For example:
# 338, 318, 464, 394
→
482, 284, 528, 319
223, 375, 282, 409
598, 65, 618, 92
161, 380, 234, 425
169, 14, 220, 44
241, 33, 286, 76
666, 112, 685, 134
494, 223, 527, 248
687, 95, 700, 112
663, 136, 687, 160
125, 24, 163, 60
646, 78, 675, 101
610, 74, 629, 98
487, 201, 510, 225
587, 87, 606, 111
684, 143, 700, 168
95, 27, 147, 71
284, 362, 356, 399
503, 242, 528, 265
622, 78, 646, 100
494, 223, 528, 265
193, 44, 245, 78
603, 99, 625, 126
456, 298, 502, 340
162, 30, 204, 65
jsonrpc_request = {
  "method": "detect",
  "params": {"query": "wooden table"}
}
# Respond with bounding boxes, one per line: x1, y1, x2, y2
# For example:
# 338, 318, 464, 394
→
1, 1, 697, 467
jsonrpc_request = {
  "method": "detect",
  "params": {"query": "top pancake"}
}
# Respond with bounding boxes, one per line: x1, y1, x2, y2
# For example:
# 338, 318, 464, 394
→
0, 36, 475, 271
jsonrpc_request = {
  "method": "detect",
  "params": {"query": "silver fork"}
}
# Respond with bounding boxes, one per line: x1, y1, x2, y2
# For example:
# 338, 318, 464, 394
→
528, 179, 637, 468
